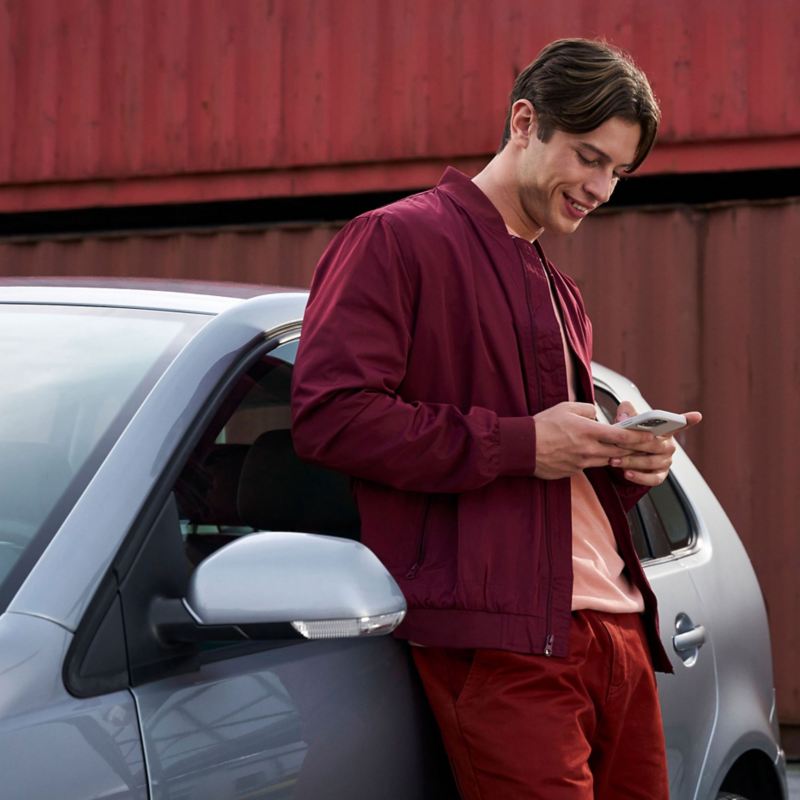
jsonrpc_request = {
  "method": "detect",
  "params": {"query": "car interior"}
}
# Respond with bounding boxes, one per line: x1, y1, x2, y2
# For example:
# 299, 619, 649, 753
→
174, 351, 361, 569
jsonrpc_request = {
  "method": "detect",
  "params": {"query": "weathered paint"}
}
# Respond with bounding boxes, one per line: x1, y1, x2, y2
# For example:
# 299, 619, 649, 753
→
0, 223, 339, 288
0, 0, 798, 210
0, 203, 798, 743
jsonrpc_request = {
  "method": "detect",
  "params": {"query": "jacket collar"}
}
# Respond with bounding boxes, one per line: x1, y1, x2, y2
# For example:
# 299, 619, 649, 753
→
436, 166, 551, 267
436, 167, 511, 240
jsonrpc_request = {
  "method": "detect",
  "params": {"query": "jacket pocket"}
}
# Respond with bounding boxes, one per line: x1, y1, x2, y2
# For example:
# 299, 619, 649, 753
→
354, 482, 431, 575
405, 497, 432, 579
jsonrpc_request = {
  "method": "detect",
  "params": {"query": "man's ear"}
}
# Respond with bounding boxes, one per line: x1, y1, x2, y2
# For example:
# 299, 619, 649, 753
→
509, 99, 537, 145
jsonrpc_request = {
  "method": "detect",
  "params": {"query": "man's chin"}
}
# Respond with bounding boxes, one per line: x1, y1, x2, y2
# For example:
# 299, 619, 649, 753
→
548, 215, 583, 235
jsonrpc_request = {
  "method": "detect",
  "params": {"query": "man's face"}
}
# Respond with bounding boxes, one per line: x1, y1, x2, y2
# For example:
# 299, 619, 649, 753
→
515, 115, 641, 235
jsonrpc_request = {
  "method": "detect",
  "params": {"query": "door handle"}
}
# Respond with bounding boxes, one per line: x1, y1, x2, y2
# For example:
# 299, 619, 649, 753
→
673, 624, 706, 653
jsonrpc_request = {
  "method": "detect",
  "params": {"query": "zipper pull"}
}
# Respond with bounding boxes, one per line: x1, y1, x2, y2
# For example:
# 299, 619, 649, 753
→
544, 634, 554, 657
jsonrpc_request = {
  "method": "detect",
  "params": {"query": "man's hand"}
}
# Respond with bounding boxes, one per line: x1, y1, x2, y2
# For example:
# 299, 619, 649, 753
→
533, 402, 658, 480
607, 401, 703, 487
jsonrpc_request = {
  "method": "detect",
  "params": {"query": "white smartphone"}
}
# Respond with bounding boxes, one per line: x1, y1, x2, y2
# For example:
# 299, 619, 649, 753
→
614, 409, 687, 435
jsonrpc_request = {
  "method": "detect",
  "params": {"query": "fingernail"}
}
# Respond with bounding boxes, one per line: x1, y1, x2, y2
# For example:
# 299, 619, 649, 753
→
610, 458, 622, 467
618, 412, 630, 421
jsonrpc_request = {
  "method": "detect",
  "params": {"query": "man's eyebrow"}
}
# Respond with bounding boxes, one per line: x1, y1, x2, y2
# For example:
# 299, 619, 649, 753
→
577, 141, 633, 171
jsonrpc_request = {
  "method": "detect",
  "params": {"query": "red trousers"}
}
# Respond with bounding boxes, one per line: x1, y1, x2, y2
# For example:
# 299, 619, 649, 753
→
411, 610, 669, 800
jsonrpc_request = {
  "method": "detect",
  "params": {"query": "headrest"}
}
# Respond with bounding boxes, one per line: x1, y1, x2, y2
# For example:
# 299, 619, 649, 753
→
175, 444, 249, 525
237, 429, 360, 537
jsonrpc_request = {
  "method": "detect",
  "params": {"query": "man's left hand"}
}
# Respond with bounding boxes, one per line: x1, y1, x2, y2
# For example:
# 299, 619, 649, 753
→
608, 401, 703, 487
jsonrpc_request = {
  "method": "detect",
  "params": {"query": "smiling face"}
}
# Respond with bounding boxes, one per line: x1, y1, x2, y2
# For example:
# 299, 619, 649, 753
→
512, 105, 642, 236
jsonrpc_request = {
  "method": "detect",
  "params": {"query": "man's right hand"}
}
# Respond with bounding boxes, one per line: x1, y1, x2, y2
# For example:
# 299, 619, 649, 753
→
532, 401, 655, 480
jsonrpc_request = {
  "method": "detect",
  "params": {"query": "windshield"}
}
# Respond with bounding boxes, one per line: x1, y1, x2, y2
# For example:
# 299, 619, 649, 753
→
0, 304, 209, 607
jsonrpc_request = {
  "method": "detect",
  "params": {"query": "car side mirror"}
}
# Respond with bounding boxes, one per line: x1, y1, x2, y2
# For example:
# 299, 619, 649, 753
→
152, 531, 406, 644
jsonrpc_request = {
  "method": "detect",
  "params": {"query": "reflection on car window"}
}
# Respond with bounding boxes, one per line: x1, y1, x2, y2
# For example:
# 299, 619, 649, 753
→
648, 480, 693, 550
0, 304, 208, 608
594, 387, 618, 425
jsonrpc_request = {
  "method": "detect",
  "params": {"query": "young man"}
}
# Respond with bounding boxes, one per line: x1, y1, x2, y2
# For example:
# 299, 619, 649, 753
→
291, 38, 701, 799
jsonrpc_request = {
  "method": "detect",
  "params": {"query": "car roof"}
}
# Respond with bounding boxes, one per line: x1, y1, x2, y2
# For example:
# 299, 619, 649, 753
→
0, 277, 304, 314
0, 276, 636, 397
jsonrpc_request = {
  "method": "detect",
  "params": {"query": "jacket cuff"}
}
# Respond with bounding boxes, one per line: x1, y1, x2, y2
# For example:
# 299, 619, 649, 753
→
498, 416, 536, 476
608, 467, 651, 510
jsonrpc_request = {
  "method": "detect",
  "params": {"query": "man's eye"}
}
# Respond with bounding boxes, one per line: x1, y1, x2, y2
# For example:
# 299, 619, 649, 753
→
577, 152, 599, 167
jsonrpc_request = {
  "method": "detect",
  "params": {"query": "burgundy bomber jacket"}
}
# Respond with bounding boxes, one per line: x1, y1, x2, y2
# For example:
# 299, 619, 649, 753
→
291, 168, 672, 672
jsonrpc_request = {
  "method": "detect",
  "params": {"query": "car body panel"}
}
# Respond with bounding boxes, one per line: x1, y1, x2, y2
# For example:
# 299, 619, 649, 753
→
133, 638, 445, 800
0, 612, 148, 799
649, 555, 719, 795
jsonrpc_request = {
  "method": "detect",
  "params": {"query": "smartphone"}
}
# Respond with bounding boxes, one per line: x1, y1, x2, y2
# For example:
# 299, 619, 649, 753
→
614, 410, 687, 435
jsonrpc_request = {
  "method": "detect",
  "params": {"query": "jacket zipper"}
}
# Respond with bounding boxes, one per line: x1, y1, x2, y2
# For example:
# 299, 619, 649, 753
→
406, 500, 431, 579
519, 246, 555, 656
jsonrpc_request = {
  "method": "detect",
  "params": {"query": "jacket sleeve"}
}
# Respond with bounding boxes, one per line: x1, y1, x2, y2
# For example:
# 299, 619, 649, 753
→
291, 213, 536, 493
607, 468, 651, 511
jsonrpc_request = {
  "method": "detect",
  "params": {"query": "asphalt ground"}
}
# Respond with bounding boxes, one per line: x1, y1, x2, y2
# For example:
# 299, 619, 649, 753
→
788, 760, 800, 798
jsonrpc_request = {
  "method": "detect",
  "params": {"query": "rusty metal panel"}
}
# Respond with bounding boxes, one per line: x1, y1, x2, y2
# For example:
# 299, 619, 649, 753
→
699, 203, 800, 728
1, 199, 800, 729
0, 223, 341, 287
1, 0, 799, 209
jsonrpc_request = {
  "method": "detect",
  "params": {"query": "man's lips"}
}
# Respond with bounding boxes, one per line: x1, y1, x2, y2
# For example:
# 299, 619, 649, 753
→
564, 193, 595, 218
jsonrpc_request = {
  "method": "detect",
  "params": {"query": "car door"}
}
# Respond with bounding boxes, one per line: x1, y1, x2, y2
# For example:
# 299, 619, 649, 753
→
118, 336, 455, 800
595, 385, 719, 800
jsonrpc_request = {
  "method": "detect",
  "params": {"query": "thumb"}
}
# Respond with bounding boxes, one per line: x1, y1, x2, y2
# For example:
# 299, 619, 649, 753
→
615, 400, 637, 423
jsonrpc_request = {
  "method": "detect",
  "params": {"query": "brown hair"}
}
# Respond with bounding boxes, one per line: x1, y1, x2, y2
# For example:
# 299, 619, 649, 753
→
500, 38, 660, 172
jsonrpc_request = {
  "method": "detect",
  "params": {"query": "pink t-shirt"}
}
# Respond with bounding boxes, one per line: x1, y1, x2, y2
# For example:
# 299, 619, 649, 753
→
548, 258, 643, 613
510, 230, 644, 614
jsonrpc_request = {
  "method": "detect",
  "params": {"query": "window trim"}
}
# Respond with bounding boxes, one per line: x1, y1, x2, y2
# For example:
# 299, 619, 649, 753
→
593, 382, 701, 564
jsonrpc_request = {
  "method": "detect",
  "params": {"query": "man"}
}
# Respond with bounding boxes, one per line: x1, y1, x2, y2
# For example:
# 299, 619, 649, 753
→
291, 38, 701, 799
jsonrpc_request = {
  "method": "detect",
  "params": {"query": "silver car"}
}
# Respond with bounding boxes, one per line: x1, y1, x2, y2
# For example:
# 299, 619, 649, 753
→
0, 280, 786, 800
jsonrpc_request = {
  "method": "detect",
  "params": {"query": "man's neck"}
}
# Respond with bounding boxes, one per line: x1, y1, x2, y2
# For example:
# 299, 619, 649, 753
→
472, 156, 543, 243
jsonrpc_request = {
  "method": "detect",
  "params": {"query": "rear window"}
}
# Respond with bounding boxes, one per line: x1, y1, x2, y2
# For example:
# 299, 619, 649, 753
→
0, 304, 208, 609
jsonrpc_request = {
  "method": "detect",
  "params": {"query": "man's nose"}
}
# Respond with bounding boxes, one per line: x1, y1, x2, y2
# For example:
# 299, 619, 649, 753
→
585, 171, 616, 204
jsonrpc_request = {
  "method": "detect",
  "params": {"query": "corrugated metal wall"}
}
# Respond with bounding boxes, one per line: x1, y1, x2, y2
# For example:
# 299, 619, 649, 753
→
1, 0, 799, 210
0, 223, 338, 288
1, 201, 798, 739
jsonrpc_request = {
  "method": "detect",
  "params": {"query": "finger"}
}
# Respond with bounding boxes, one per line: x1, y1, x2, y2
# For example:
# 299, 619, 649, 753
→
611, 453, 673, 471
615, 400, 638, 422
565, 402, 602, 420
682, 411, 702, 427
621, 468, 670, 487
616, 437, 676, 456
598, 423, 656, 449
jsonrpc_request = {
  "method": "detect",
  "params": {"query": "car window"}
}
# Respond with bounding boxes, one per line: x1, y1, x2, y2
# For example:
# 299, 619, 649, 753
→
594, 385, 695, 561
174, 338, 359, 571
647, 480, 693, 550
0, 304, 208, 610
